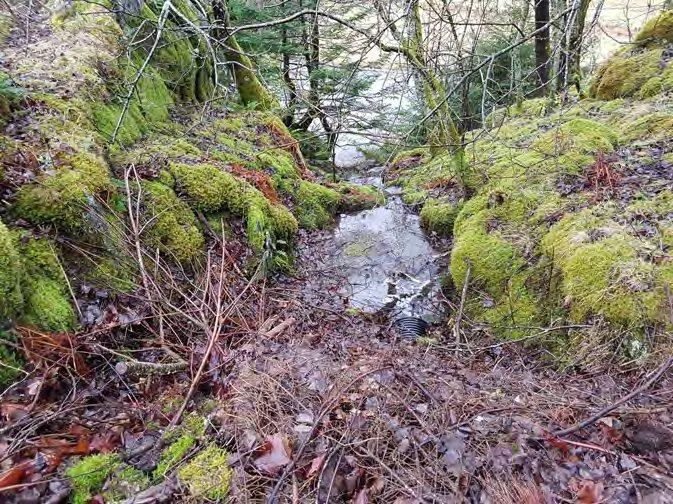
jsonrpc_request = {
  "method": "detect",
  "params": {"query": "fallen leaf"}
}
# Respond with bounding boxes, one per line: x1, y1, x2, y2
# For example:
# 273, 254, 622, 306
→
90, 432, 119, 454
577, 480, 603, 504
306, 452, 326, 479
254, 434, 292, 476
545, 434, 570, 456
0, 461, 35, 490
1, 403, 29, 422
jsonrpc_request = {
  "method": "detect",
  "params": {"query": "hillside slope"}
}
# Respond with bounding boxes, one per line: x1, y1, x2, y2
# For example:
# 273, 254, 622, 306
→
0, 1, 377, 353
390, 11, 673, 365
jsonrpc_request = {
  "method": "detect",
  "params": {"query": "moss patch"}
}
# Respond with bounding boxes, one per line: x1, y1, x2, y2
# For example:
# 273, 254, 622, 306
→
141, 180, 205, 263
294, 180, 341, 229
178, 445, 232, 501
635, 10, 673, 45
66, 453, 122, 504
0, 330, 24, 389
420, 199, 461, 237
153, 434, 196, 479
0, 220, 23, 320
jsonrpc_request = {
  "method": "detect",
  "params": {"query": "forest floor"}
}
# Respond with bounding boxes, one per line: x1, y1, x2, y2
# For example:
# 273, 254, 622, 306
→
2, 170, 673, 504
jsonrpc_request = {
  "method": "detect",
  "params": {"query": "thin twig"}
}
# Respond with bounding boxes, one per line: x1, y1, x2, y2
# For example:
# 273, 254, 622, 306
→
552, 357, 673, 437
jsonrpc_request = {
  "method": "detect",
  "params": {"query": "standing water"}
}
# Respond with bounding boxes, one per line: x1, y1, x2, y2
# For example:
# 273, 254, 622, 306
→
299, 170, 446, 329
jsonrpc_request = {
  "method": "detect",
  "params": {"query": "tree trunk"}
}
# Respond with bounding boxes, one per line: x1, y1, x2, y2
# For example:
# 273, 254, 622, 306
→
281, 26, 298, 126
534, 0, 551, 95
558, 0, 591, 93
296, 6, 321, 131
211, 0, 277, 110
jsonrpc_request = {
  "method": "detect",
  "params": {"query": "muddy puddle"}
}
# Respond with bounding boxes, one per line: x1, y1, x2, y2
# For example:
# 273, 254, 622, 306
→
299, 170, 447, 326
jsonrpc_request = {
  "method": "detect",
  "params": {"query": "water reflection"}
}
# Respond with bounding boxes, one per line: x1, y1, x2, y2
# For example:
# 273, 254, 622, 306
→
325, 175, 444, 322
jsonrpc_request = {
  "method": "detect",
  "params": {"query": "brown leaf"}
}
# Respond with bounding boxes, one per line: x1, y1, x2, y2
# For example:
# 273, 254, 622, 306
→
306, 452, 326, 479
577, 480, 603, 504
254, 434, 292, 476
545, 434, 570, 456
0, 461, 35, 490
1, 403, 29, 422
90, 432, 119, 454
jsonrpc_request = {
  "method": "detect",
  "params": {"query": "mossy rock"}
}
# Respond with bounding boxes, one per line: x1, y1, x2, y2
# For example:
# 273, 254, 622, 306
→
170, 162, 298, 252
420, 199, 461, 237
635, 10, 673, 45
0, 220, 23, 320
533, 118, 619, 156
16, 236, 76, 331
589, 47, 667, 100
294, 180, 340, 229
620, 112, 673, 143
336, 183, 385, 211
178, 445, 232, 501
541, 209, 669, 326
13, 152, 112, 233
589, 12, 673, 101
141, 180, 205, 263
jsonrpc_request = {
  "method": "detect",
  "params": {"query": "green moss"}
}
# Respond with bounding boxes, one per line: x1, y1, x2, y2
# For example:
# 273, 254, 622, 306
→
66, 453, 121, 504
12, 236, 76, 332
257, 150, 300, 193
627, 190, 673, 217
154, 434, 195, 479
22, 277, 76, 331
635, 10, 673, 45
391, 152, 458, 201
171, 162, 242, 213
178, 445, 232, 501
14, 153, 111, 232
420, 199, 460, 237
0, 331, 24, 389
390, 148, 431, 170
110, 135, 202, 168
0, 221, 23, 319
533, 118, 619, 156
294, 180, 340, 229
541, 210, 667, 325
91, 101, 148, 146
141, 181, 204, 263
337, 183, 385, 211
104, 466, 150, 502
486, 98, 552, 127
620, 113, 673, 143
170, 163, 297, 252
451, 215, 524, 294
134, 68, 174, 124
589, 47, 665, 100
401, 189, 429, 205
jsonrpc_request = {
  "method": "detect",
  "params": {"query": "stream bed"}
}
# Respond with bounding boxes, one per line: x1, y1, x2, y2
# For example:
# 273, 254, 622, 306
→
298, 169, 448, 328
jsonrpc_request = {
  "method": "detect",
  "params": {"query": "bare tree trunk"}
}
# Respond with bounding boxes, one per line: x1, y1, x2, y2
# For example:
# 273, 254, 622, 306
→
534, 0, 551, 94
281, 26, 298, 126
296, 5, 321, 130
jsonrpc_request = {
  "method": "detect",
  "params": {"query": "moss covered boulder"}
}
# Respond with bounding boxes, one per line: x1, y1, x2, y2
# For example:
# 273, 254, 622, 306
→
397, 14, 673, 361
590, 10, 673, 100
